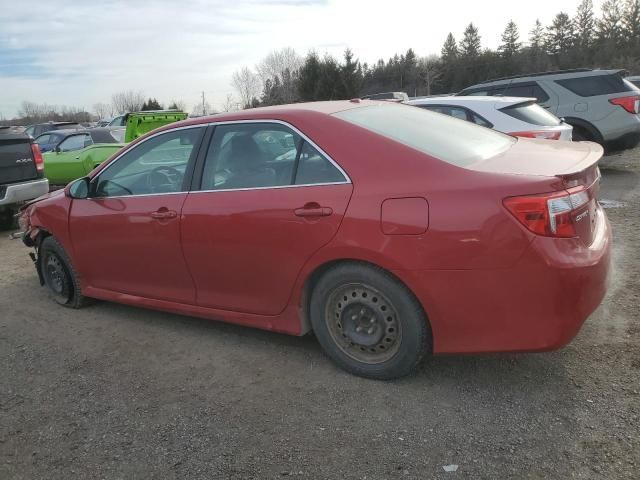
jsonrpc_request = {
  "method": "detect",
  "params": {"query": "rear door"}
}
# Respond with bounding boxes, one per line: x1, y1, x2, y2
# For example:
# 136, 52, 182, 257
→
0, 134, 36, 184
180, 121, 352, 315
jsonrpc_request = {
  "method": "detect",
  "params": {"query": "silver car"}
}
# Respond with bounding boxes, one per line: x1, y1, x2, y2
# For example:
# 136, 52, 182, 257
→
458, 69, 640, 151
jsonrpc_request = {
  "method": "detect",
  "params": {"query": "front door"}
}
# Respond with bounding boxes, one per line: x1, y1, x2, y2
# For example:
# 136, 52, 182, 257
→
180, 121, 352, 315
69, 127, 205, 303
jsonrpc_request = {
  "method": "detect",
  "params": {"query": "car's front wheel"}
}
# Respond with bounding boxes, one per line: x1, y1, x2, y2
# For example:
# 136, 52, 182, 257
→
40, 236, 91, 308
310, 263, 431, 380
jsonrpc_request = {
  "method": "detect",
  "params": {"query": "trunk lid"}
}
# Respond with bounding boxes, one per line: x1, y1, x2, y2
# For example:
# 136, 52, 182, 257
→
469, 137, 602, 180
471, 137, 603, 246
0, 134, 38, 185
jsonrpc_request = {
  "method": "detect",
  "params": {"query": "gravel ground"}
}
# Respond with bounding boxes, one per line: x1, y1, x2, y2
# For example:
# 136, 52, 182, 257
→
1, 148, 639, 479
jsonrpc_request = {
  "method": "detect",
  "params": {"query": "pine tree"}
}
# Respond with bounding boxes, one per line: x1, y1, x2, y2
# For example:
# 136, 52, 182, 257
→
298, 52, 321, 101
141, 98, 162, 111
529, 19, 545, 50
545, 12, 575, 56
597, 0, 623, 41
340, 49, 362, 98
575, 0, 595, 48
499, 20, 521, 57
460, 23, 482, 57
622, 0, 640, 46
441, 33, 458, 59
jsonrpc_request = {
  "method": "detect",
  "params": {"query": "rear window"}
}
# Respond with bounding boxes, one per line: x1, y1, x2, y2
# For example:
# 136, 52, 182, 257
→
555, 74, 635, 97
334, 104, 514, 167
499, 101, 561, 126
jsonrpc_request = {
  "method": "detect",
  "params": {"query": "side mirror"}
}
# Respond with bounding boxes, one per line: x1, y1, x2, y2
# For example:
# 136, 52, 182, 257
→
66, 177, 90, 199
54, 146, 61, 153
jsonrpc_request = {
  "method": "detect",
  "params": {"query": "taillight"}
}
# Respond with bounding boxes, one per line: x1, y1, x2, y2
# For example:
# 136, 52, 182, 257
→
503, 187, 590, 238
510, 130, 562, 140
31, 143, 44, 173
609, 95, 640, 114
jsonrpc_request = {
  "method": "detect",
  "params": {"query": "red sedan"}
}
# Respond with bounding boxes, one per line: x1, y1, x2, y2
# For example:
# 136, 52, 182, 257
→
20, 100, 611, 379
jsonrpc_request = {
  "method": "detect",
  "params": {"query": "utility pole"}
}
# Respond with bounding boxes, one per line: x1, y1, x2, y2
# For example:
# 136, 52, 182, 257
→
202, 91, 206, 116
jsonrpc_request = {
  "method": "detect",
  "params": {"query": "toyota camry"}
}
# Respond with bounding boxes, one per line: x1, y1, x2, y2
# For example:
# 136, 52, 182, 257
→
19, 100, 611, 379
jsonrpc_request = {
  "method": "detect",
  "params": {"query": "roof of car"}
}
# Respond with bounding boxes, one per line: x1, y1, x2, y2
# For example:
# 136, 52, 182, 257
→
166, 100, 383, 130
35, 128, 84, 139
407, 96, 536, 106
462, 69, 626, 90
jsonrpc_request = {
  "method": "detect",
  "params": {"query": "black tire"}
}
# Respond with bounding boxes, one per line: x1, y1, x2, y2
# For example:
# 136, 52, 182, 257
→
572, 126, 591, 142
310, 262, 431, 380
39, 236, 92, 308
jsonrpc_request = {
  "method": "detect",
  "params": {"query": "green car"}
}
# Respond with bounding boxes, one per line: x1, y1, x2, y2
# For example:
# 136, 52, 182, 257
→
44, 111, 188, 186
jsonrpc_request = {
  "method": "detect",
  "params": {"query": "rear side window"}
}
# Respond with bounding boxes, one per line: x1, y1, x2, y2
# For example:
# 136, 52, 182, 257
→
334, 104, 514, 167
499, 101, 561, 126
58, 134, 90, 152
555, 74, 635, 97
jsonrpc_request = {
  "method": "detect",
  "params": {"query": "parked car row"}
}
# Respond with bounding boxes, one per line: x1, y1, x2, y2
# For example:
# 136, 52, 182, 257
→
0, 111, 187, 227
18, 98, 611, 380
456, 69, 640, 150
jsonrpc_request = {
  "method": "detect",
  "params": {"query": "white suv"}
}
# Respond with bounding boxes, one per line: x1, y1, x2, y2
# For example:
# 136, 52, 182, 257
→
458, 69, 640, 151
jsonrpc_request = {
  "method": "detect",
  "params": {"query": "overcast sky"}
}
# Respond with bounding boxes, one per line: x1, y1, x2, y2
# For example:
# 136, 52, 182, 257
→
0, 0, 604, 118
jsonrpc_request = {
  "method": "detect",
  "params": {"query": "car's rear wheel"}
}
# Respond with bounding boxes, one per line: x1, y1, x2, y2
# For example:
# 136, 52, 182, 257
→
310, 263, 430, 380
40, 236, 91, 308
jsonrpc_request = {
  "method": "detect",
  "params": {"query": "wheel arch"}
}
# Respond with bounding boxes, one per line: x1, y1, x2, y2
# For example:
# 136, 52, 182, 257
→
298, 258, 433, 347
562, 117, 603, 143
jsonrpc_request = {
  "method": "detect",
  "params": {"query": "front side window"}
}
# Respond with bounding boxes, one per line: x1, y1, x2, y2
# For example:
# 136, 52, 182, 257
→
200, 123, 346, 191
58, 134, 90, 152
94, 127, 203, 197
334, 104, 514, 167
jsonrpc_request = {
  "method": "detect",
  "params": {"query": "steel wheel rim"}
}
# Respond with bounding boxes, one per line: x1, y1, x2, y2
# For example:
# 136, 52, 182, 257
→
325, 283, 401, 364
43, 253, 69, 300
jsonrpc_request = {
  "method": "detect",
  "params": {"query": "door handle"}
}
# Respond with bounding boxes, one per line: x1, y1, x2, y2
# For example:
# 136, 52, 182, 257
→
151, 209, 177, 220
294, 204, 333, 217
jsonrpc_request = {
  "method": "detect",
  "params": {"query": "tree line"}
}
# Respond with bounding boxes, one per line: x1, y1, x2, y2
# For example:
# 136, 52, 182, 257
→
2, 91, 188, 126
233, 0, 640, 107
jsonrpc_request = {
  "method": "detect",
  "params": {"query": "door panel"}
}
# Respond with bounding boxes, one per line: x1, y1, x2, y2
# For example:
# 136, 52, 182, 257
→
181, 184, 352, 315
70, 194, 196, 303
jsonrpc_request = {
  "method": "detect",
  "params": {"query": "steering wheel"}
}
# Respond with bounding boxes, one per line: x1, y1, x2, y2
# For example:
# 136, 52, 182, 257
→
146, 165, 182, 193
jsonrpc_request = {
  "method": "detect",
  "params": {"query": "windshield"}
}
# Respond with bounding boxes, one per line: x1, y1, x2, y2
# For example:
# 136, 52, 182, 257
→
333, 104, 514, 167
500, 101, 562, 126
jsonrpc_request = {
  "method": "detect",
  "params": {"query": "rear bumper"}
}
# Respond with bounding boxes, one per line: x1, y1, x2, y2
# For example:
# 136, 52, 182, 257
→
396, 207, 612, 354
0, 178, 49, 206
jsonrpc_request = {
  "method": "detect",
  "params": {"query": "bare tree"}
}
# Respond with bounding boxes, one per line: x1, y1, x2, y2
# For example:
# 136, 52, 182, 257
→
221, 94, 240, 112
256, 47, 302, 103
418, 55, 442, 96
92, 102, 112, 119
232, 67, 261, 108
111, 90, 145, 114
190, 101, 212, 117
